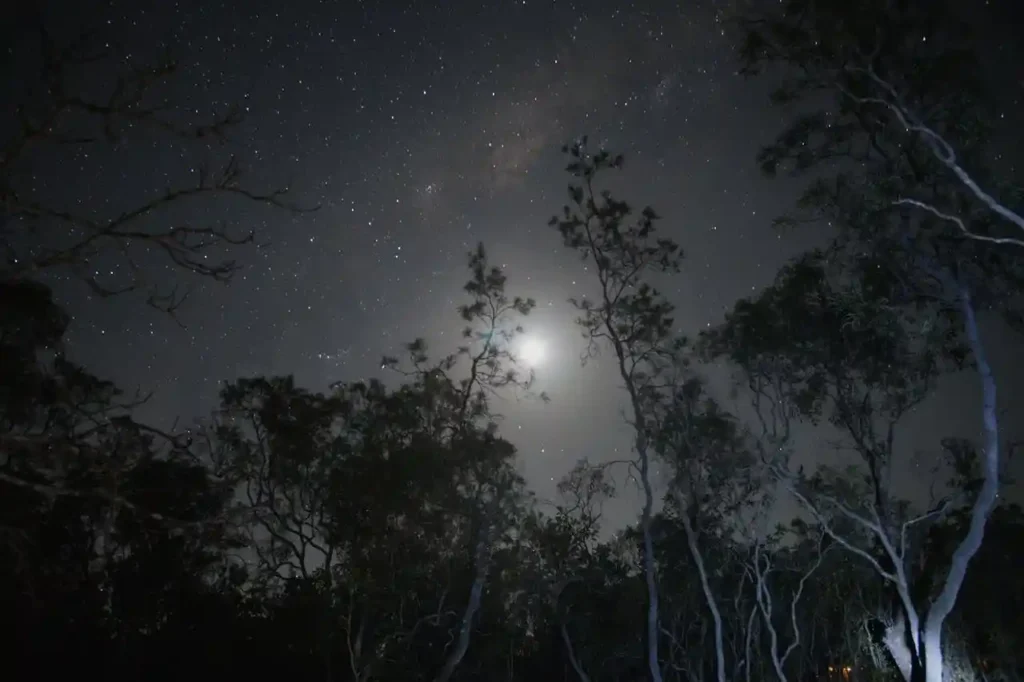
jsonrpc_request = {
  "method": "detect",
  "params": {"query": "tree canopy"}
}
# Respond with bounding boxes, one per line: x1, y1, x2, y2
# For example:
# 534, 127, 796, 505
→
2, 4, 1022, 682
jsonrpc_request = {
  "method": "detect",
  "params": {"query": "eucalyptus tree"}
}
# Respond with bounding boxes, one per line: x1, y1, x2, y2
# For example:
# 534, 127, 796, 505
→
548, 139, 685, 682
715, 1, 1024, 680
211, 244, 537, 682
380, 242, 538, 682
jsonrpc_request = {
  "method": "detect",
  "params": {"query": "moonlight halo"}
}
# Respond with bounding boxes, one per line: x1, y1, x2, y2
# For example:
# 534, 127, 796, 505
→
518, 336, 547, 367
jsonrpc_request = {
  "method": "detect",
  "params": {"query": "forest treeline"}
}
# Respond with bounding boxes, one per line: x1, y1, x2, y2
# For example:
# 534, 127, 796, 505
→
2, 1, 1022, 681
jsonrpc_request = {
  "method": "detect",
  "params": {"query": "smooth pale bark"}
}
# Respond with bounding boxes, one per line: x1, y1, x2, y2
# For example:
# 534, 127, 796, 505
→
561, 621, 593, 682
816, 285, 1002, 682
915, 287, 1001, 682
752, 541, 824, 682
675, 494, 726, 682
434, 525, 490, 682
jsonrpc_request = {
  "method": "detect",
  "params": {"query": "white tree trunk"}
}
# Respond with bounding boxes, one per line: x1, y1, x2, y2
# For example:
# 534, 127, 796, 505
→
676, 492, 726, 682
434, 524, 490, 682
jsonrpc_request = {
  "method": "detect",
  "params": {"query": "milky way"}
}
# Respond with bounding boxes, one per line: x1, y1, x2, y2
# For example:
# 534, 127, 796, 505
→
6, 0, 1022, 520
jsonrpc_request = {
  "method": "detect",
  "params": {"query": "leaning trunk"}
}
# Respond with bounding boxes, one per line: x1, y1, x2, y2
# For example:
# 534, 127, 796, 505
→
434, 523, 490, 682
676, 491, 727, 682
883, 286, 1001, 682
636, 438, 664, 682
917, 286, 1002, 682
882, 610, 922, 682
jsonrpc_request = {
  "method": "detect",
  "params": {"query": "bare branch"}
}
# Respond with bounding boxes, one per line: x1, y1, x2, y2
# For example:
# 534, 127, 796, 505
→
893, 199, 1024, 249
836, 65, 1024, 246
2, 23, 319, 318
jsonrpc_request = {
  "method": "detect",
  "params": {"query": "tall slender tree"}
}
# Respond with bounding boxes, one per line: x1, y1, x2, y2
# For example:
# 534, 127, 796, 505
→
549, 138, 685, 682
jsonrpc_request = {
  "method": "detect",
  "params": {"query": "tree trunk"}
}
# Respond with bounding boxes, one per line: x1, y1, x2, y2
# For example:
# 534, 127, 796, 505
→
434, 525, 490, 682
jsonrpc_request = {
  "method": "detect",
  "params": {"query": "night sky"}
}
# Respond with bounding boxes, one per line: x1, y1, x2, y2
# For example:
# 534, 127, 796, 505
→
8, 0, 1023, 521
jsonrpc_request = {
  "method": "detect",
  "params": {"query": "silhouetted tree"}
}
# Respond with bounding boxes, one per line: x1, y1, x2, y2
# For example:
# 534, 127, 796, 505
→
1, 11, 313, 543
549, 138, 685, 682
1, 13, 313, 315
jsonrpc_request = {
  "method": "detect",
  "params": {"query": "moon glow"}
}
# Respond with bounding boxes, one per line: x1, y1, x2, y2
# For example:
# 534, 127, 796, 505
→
519, 337, 547, 367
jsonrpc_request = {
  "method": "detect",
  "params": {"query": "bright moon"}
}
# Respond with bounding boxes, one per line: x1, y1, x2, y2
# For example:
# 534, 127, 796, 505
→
519, 337, 547, 366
